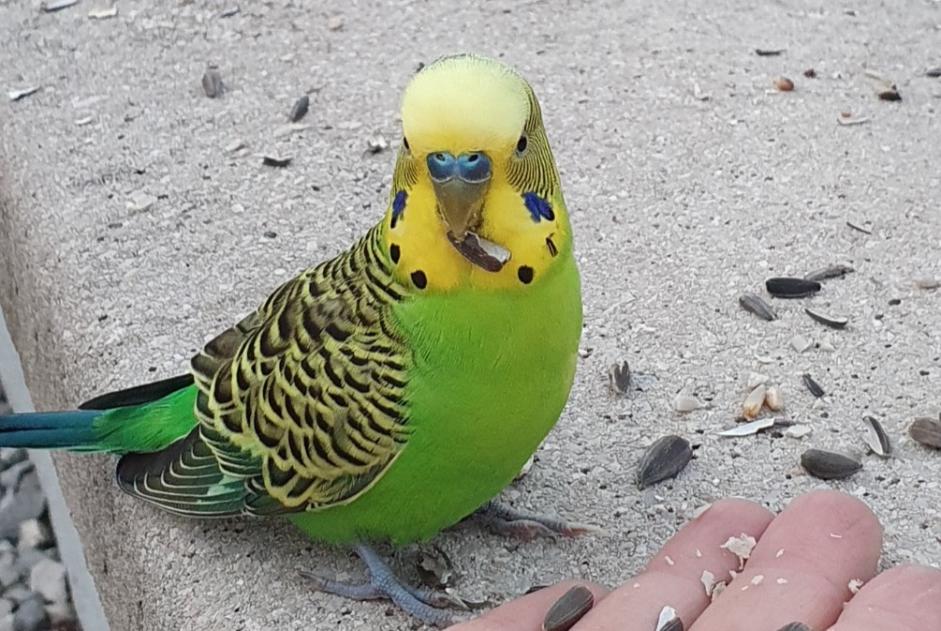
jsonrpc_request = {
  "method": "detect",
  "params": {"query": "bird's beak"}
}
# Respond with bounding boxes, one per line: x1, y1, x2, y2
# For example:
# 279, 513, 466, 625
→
426, 151, 492, 237
426, 151, 511, 272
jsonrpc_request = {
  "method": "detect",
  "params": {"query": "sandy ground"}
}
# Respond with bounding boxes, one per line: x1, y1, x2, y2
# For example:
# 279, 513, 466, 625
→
1, 1, 939, 629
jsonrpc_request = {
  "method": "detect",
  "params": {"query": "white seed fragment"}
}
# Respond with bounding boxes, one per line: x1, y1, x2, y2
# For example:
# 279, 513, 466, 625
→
695, 548, 703, 558
633, 583, 640, 589
791, 334, 813, 353
848, 578, 864, 594
784, 424, 812, 439
710, 581, 727, 602
742, 385, 767, 420
665, 555, 675, 566
777, 577, 788, 585
830, 533, 843, 539
88, 5, 118, 19
700, 570, 716, 596
746, 371, 769, 389
720, 533, 757, 570
751, 574, 764, 586
674, 392, 703, 413
775, 548, 785, 558
741, 585, 749, 591
765, 385, 784, 411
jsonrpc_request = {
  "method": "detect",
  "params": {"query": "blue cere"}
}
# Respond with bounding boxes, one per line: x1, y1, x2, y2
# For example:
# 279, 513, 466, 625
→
522, 192, 555, 222
391, 190, 407, 228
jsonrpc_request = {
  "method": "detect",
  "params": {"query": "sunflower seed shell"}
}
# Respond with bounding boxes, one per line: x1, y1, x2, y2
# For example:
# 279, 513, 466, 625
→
765, 385, 784, 411
637, 435, 692, 489
910, 417, 941, 449
862, 416, 891, 457
805, 307, 848, 329
765, 277, 822, 298
802, 373, 825, 397
542, 585, 594, 631
776, 624, 812, 631
718, 417, 775, 437
656, 606, 683, 631
801, 448, 862, 480
609, 361, 631, 395
804, 264, 854, 282
739, 293, 777, 320
289, 94, 310, 122
202, 68, 224, 98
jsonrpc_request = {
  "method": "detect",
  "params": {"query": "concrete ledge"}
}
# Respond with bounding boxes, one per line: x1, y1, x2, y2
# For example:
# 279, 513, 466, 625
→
2, 2, 940, 630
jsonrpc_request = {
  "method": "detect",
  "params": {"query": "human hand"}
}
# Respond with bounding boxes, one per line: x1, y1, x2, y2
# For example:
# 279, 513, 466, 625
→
451, 490, 941, 630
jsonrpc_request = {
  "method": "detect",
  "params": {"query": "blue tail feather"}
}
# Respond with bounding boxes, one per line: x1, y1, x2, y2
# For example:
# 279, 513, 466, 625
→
0, 410, 103, 450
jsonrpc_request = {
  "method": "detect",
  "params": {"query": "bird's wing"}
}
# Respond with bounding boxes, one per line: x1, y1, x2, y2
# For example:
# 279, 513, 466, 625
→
119, 226, 412, 516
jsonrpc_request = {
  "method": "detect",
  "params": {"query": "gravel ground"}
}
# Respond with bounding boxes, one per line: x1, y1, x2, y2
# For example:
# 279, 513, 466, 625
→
1, 1, 940, 630
0, 385, 79, 631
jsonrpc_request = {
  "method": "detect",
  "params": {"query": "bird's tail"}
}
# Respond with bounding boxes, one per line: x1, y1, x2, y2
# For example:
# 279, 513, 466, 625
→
0, 410, 104, 450
0, 375, 198, 455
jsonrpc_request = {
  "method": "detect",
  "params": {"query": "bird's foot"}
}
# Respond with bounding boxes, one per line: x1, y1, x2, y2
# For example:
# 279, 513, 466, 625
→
473, 501, 606, 541
301, 544, 465, 627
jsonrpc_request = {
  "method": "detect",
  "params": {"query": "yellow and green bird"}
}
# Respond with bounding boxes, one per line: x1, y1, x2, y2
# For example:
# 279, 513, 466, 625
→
0, 54, 584, 625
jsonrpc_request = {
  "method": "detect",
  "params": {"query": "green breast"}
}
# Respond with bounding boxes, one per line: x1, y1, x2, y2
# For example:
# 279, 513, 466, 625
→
290, 254, 581, 545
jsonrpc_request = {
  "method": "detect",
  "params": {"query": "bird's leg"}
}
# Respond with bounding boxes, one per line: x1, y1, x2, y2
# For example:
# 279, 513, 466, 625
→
301, 544, 464, 627
473, 501, 604, 541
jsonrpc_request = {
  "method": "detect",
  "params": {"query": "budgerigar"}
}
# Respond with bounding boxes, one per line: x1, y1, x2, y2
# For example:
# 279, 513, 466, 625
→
0, 55, 585, 626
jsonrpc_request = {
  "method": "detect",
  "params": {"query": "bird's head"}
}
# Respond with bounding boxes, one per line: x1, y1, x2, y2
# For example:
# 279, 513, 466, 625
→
383, 55, 571, 292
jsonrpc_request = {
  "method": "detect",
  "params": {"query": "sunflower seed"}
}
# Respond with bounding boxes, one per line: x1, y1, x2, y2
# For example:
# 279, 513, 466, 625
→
802, 373, 825, 397
805, 307, 848, 329
765, 385, 784, 411
739, 293, 777, 320
742, 385, 767, 420
262, 155, 292, 168
804, 264, 854, 282
219, 6, 239, 17
636, 435, 692, 489
700, 570, 717, 596
848, 578, 864, 594
656, 606, 683, 631
8, 86, 41, 102
765, 277, 821, 298
755, 48, 785, 56
608, 361, 631, 395
862, 416, 891, 457
910, 417, 941, 449
774, 77, 795, 92
878, 86, 902, 101
202, 67, 224, 98
289, 94, 309, 122
41, 0, 78, 12
776, 624, 812, 631
718, 417, 775, 437
801, 448, 862, 480
542, 585, 594, 631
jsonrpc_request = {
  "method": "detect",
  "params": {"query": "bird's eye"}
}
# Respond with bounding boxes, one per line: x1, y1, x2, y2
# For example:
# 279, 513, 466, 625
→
516, 135, 528, 153
403, 137, 410, 151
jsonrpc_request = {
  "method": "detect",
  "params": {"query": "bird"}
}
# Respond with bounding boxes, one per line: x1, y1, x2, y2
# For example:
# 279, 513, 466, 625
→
0, 54, 585, 626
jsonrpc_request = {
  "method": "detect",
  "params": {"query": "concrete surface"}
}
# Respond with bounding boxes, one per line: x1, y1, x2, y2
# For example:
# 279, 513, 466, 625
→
1, 1, 940, 629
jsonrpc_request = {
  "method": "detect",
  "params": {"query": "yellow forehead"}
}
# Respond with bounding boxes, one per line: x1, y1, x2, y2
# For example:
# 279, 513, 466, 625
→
401, 56, 530, 154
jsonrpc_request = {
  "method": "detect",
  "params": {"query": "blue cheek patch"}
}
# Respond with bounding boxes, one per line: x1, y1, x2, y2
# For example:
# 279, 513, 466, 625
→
523, 192, 555, 222
391, 191, 407, 228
